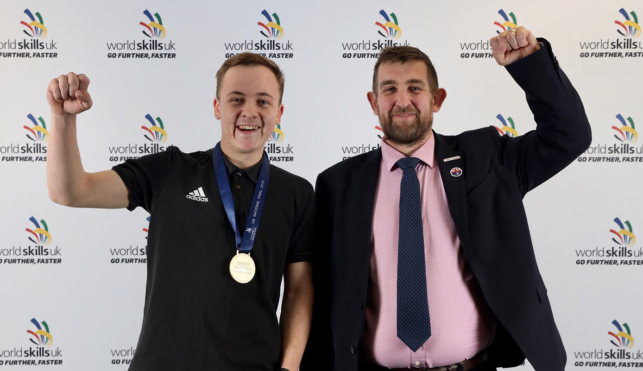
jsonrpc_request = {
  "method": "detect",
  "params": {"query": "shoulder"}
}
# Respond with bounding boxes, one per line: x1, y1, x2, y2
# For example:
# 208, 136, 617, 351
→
269, 165, 314, 195
161, 146, 213, 168
436, 127, 499, 157
437, 127, 496, 147
319, 149, 380, 180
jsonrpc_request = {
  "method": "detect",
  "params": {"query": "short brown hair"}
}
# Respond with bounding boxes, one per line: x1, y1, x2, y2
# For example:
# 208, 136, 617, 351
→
216, 53, 285, 102
372, 46, 439, 94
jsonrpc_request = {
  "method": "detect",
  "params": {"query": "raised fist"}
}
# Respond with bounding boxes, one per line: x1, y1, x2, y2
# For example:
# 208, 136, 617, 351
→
490, 26, 540, 66
47, 72, 93, 116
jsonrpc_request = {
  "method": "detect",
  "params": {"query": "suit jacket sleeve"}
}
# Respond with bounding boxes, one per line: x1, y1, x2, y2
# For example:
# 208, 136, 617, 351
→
300, 173, 334, 371
491, 38, 592, 196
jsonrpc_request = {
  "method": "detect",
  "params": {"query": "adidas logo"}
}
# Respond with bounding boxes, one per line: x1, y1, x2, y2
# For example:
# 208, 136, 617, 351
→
186, 187, 208, 202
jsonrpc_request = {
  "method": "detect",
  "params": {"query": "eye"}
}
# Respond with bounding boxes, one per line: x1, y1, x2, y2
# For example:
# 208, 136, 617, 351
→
259, 99, 269, 106
231, 97, 243, 103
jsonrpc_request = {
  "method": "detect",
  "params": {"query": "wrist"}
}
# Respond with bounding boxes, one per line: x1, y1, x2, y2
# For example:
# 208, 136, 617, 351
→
51, 111, 76, 124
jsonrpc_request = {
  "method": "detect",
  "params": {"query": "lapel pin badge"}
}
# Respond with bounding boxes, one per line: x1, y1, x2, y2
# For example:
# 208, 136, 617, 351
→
450, 167, 463, 177
443, 156, 461, 162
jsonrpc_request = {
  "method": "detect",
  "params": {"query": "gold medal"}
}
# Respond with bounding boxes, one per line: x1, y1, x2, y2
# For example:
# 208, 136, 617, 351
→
229, 251, 256, 284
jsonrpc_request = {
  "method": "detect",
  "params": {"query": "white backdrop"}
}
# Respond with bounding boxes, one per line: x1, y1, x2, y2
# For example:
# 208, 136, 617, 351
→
1, 0, 642, 370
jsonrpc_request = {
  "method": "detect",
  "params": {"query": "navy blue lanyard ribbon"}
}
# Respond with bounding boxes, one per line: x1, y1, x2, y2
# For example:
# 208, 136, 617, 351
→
212, 142, 270, 253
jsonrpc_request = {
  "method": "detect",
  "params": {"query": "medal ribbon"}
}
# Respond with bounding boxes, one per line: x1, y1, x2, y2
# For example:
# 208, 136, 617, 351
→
213, 142, 270, 253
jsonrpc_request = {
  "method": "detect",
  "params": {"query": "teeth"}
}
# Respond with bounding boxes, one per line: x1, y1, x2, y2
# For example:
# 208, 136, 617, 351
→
238, 126, 259, 130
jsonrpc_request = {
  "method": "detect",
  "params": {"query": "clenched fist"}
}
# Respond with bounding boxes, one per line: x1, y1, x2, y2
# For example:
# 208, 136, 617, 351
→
490, 26, 540, 66
47, 72, 93, 116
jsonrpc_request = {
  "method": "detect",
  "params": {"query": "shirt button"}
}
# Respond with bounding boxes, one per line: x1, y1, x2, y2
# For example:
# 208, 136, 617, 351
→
359, 302, 363, 309
236, 185, 241, 189
236, 172, 242, 176
415, 361, 421, 366
350, 347, 356, 354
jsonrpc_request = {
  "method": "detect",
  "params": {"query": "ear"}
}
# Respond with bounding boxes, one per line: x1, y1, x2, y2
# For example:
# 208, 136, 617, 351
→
276, 103, 284, 125
213, 97, 221, 120
367, 91, 378, 115
432, 88, 447, 113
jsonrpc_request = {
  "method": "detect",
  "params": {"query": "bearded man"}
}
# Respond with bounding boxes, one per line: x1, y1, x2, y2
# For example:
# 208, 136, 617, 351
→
301, 27, 591, 371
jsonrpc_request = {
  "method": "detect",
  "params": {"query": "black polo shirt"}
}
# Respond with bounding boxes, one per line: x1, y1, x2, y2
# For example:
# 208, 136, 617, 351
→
221, 154, 262, 230
111, 145, 315, 371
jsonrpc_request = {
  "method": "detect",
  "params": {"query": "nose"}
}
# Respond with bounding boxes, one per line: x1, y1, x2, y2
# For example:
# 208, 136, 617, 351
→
394, 89, 412, 110
240, 102, 258, 120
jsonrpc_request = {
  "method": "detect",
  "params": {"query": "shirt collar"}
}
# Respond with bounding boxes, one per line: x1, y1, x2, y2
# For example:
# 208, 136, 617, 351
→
222, 153, 263, 183
381, 133, 435, 172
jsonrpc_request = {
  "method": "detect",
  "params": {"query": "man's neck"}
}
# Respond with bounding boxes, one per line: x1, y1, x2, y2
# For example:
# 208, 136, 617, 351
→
385, 131, 433, 157
220, 142, 264, 169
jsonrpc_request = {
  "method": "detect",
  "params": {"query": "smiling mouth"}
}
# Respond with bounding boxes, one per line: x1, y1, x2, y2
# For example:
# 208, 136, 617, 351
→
392, 113, 418, 121
237, 125, 260, 132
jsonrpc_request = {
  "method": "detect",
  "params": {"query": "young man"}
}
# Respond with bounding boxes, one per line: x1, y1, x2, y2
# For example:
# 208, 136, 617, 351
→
46, 53, 314, 371
302, 27, 591, 371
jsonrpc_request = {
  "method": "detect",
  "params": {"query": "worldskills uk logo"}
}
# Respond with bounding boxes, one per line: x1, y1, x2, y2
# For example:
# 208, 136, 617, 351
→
258, 10, 284, 40
578, 113, 643, 163
0, 216, 61, 266
24, 114, 49, 143
140, 10, 166, 39
494, 10, 518, 33
0, 114, 48, 163
375, 125, 384, 140
609, 320, 634, 349
21, 9, 47, 39
104, 9, 176, 59
573, 216, 642, 267
0, 318, 62, 365
612, 114, 638, 143
0, 9, 57, 59
340, 9, 409, 59
108, 113, 170, 162
222, 9, 293, 59
376, 10, 401, 40
495, 114, 519, 137
615, 8, 640, 38
26, 217, 52, 246
610, 218, 636, 247
27, 318, 53, 347
577, 9, 643, 58
266, 123, 294, 162
572, 320, 642, 365
141, 114, 168, 143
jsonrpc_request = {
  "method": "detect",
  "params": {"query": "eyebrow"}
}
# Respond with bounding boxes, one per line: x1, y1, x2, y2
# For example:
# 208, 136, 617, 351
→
379, 80, 397, 89
227, 91, 275, 99
405, 79, 426, 86
379, 79, 426, 89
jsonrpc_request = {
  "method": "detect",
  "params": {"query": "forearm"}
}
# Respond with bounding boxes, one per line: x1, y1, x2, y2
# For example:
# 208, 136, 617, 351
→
280, 284, 314, 370
46, 113, 88, 205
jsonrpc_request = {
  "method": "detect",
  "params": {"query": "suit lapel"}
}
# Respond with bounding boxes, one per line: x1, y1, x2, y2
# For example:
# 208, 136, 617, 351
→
434, 133, 473, 258
352, 149, 382, 265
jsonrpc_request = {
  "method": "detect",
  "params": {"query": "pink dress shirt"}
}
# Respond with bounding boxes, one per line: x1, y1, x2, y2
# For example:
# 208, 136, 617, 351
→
362, 135, 497, 368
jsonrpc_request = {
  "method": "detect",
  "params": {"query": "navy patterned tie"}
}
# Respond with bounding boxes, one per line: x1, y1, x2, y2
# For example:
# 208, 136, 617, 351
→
396, 157, 431, 352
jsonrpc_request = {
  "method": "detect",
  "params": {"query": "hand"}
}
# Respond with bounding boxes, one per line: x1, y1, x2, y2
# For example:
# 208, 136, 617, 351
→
490, 26, 540, 66
47, 72, 93, 116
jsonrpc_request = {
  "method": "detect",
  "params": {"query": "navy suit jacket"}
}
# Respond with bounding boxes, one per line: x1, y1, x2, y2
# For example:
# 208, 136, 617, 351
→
301, 39, 591, 371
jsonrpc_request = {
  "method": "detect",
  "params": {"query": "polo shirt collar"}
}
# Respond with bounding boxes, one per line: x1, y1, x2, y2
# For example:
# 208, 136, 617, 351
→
222, 153, 263, 183
381, 132, 435, 171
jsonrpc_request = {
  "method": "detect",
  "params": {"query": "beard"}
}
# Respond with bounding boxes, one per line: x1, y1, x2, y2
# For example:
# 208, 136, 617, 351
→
378, 105, 433, 146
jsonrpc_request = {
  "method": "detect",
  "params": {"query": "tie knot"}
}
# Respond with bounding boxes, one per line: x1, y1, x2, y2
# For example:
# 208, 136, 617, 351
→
397, 157, 420, 170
